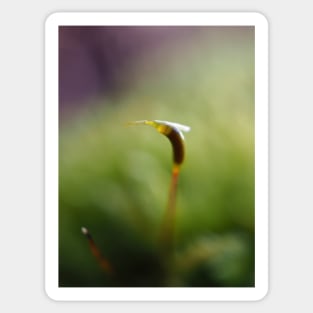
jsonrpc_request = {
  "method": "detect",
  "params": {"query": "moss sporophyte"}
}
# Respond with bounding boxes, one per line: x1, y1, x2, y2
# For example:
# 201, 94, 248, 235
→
128, 120, 190, 253
81, 120, 190, 275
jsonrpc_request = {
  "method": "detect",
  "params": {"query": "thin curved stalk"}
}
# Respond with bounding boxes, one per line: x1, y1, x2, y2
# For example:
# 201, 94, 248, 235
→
128, 120, 190, 254
81, 227, 114, 275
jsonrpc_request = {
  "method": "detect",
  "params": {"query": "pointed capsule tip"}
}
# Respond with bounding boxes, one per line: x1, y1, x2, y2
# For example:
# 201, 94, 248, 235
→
127, 120, 190, 133
126, 120, 149, 127
81, 227, 88, 235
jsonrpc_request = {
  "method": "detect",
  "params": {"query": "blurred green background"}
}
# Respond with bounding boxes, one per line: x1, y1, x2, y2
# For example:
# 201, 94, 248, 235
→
59, 26, 255, 287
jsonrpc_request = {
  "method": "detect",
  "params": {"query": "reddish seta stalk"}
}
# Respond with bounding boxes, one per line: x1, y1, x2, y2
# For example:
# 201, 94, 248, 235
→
81, 227, 114, 275
161, 163, 181, 253
128, 120, 190, 254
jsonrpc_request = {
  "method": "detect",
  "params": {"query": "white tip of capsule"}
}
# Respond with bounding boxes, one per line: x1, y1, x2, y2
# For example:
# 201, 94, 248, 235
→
81, 227, 88, 235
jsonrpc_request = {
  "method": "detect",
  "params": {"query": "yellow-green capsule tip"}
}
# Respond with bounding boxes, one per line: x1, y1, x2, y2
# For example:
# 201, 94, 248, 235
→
128, 119, 190, 166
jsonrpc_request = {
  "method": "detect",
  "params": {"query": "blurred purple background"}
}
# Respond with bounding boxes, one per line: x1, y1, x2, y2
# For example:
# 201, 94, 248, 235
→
59, 26, 252, 119
59, 27, 203, 116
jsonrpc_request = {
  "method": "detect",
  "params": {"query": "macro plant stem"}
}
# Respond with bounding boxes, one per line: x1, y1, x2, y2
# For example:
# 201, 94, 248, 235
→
81, 227, 114, 275
160, 163, 180, 254
128, 120, 190, 255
